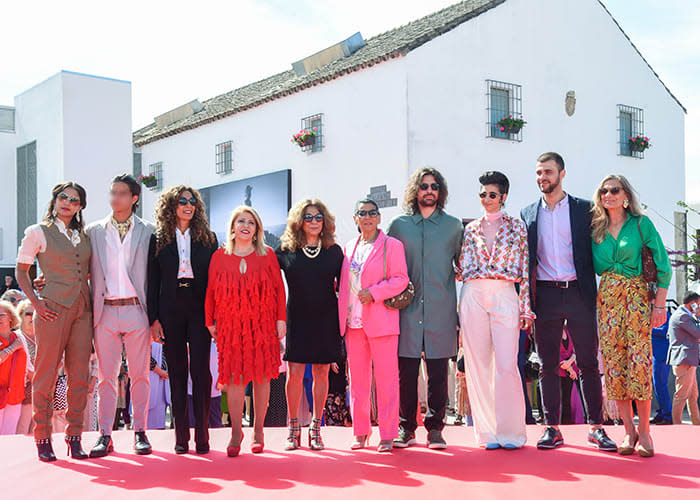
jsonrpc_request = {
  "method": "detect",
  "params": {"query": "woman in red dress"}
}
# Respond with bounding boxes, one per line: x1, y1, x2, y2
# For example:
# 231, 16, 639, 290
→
205, 206, 286, 457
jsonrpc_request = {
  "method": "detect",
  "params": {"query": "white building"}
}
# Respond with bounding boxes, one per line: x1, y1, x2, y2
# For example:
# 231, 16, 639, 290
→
1, 70, 133, 276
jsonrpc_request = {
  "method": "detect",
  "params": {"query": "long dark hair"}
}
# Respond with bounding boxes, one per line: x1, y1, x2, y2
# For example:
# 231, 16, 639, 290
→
403, 167, 448, 214
153, 185, 217, 255
43, 181, 87, 231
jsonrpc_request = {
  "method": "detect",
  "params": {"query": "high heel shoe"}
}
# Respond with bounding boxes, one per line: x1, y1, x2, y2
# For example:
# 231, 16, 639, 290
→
377, 440, 393, 453
638, 434, 654, 458
36, 438, 57, 462
227, 434, 243, 457
308, 418, 324, 451
351, 434, 370, 450
65, 435, 89, 459
251, 432, 264, 454
618, 432, 639, 456
285, 418, 301, 451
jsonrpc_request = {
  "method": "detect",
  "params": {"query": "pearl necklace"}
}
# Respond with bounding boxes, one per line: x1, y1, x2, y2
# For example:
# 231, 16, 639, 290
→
302, 245, 321, 259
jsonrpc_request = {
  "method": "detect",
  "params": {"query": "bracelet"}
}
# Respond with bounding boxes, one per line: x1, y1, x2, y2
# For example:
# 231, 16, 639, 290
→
653, 306, 665, 310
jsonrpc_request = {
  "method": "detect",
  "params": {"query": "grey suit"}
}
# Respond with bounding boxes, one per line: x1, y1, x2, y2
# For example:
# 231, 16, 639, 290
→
667, 306, 700, 367
87, 215, 155, 434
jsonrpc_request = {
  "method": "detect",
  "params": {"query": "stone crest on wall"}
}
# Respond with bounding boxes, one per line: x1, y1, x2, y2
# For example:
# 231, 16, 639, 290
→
565, 91, 576, 116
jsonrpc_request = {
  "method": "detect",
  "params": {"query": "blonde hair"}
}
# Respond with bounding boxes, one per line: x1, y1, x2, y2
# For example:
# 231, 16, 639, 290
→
280, 199, 336, 252
224, 206, 267, 256
591, 174, 644, 244
0, 300, 21, 331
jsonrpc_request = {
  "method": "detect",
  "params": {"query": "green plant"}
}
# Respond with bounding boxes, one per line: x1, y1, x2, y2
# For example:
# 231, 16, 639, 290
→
291, 127, 317, 147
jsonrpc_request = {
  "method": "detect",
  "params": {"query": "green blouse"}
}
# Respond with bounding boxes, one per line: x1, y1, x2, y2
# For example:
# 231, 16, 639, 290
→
592, 213, 672, 288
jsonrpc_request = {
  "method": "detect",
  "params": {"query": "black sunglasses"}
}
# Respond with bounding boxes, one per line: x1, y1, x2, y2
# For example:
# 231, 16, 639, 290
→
178, 197, 198, 206
599, 187, 622, 195
303, 214, 324, 222
356, 209, 380, 218
57, 193, 80, 204
479, 191, 500, 199
419, 183, 440, 191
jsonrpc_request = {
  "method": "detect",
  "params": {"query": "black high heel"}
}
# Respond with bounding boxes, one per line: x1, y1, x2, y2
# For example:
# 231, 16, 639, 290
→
65, 435, 89, 459
36, 438, 57, 462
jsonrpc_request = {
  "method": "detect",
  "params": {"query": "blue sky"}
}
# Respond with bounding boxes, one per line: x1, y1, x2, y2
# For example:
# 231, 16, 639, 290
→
2, 0, 697, 201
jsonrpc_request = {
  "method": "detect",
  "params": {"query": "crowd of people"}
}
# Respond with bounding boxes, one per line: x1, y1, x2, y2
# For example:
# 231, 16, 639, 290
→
1, 151, 698, 465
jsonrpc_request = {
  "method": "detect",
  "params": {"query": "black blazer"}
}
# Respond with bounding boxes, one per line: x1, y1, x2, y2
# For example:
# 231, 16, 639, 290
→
147, 232, 218, 325
520, 194, 597, 310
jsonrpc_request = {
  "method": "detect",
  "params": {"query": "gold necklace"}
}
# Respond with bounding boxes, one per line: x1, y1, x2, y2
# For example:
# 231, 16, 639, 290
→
301, 245, 321, 259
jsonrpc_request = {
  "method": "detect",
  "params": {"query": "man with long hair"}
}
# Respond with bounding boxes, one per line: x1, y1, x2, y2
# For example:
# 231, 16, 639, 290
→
386, 167, 463, 449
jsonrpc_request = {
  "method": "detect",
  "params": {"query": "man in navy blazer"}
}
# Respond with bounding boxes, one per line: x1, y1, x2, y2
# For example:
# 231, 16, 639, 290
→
666, 291, 700, 424
520, 152, 616, 451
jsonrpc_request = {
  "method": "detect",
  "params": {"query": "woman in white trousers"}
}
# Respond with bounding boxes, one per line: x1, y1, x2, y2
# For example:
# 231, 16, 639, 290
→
458, 171, 534, 450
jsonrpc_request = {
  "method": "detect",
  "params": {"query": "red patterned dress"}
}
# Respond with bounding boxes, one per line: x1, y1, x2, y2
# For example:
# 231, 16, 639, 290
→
205, 247, 286, 386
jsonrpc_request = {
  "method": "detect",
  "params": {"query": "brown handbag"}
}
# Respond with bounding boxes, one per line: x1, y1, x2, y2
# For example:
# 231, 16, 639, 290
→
382, 238, 415, 310
637, 217, 657, 284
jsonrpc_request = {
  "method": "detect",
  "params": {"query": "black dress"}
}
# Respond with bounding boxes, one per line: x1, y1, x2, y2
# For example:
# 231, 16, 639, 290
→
276, 244, 343, 364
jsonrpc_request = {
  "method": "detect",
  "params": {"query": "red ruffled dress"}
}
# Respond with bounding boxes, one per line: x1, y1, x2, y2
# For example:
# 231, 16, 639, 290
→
205, 247, 286, 386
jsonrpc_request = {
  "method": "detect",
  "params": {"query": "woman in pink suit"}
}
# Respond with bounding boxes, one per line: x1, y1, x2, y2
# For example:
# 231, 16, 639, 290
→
338, 199, 409, 452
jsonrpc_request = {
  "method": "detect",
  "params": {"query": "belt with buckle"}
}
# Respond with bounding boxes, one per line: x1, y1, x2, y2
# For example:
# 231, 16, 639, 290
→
104, 297, 140, 306
177, 279, 194, 288
536, 280, 578, 289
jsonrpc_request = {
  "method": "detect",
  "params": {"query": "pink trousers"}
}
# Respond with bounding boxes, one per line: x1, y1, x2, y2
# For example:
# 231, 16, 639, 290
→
345, 328, 399, 440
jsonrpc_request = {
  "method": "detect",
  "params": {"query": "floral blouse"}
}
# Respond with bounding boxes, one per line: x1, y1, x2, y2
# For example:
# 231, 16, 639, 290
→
458, 213, 534, 319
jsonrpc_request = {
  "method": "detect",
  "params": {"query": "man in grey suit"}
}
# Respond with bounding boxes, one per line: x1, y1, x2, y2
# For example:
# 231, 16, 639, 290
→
86, 175, 156, 456
667, 291, 700, 425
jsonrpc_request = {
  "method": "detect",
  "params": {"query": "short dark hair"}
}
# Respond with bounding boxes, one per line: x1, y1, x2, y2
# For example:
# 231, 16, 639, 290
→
683, 291, 700, 305
111, 174, 141, 213
537, 152, 565, 171
478, 171, 510, 194
355, 198, 379, 213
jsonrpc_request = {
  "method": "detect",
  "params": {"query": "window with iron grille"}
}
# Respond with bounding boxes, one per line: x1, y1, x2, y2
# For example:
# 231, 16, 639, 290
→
617, 105, 645, 158
216, 141, 233, 174
486, 80, 523, 142
0, 106, 15, 132
301, 113, 323, 153
148, 162, 163, 191
16, 141, 37, 247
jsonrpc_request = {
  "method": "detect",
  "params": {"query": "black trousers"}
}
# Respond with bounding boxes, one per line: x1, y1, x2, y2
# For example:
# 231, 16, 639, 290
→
162, 286, 212, 448
533, 285, 603, 425
398, 356, 448, 433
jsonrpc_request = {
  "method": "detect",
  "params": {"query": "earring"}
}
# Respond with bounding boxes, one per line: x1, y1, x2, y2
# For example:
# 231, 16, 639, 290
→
623, 199, 629, 209
52, 208, 57, 218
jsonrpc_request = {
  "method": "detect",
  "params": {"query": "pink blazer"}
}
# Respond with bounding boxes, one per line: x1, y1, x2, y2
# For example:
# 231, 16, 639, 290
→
338, 230, 409, 338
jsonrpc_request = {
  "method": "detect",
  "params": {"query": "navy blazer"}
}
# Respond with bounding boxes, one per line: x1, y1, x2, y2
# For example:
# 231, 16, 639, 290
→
520, 194, 597, 310
146, 232, 218, 325
667, 306, 700, 366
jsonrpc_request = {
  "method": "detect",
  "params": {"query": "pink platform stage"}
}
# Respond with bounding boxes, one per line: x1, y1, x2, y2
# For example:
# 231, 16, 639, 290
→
3, 424, 700, 499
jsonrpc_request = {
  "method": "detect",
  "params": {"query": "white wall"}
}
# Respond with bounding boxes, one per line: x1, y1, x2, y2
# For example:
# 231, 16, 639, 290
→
0, 129, 16, 266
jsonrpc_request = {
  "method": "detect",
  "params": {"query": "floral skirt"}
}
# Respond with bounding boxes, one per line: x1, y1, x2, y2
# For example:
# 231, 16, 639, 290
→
597, 272, 652, 401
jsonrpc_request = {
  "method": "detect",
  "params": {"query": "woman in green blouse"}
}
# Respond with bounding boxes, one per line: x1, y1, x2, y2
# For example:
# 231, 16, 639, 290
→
591, 174, 671, 458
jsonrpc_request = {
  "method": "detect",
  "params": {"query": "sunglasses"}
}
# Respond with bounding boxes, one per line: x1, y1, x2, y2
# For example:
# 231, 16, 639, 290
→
57, 193, 80, 204
303, 213, 324, 223
356, 209, 380, 218
419, 183, 440, 191
24, 311, 34, 317
479, 191, 500, 199
599, 187, 622, 195
178, 197, 198, 206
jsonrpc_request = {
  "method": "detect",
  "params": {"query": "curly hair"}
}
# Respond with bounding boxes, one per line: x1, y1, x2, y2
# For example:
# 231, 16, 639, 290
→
43, 182, 87, 231
591, 174, 644, 244
153, 185, 217, 255
403, 167, 448, 214
279, 199, 337, 252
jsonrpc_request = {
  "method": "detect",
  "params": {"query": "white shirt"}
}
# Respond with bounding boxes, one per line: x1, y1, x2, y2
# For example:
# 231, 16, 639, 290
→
103, 219, 139, 300
175, 228, 195, 279
536, 195, 577, 282
347, 239, 374, 328
17, 219, 81, 264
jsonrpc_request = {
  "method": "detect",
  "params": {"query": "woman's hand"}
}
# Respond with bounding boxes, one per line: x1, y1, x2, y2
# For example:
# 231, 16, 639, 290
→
519, 316, 532, 331
276, 320, 287, 339
358, 289, 374, 305
651, 307, 666, 328
150, 320, 165, 344
154, 366, 168, 380
331, 362, 340, 374
36, 299, 58, 322
207, 325, 217, 341
567, 368, 578, 380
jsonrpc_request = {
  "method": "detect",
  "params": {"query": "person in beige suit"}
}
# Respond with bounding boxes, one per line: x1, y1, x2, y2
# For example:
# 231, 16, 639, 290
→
16, 181, 93, 462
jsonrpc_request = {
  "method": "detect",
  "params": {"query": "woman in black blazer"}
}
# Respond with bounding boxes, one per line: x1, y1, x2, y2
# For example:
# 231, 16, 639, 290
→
147, 185, 218, 454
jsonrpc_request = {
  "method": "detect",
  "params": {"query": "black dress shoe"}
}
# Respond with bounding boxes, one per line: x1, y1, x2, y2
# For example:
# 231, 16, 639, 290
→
537, 426, 564, 450
195, 443, 210, 455
65, 435, 89, 459
36, 438, 57, 462
174, 443, 189, 454
89, 435, 114, 458
587, 428, 618, 452
134, 431, 152, 455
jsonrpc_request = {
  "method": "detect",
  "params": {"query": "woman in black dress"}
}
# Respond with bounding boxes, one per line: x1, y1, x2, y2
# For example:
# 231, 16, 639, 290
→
276, 199, 343, 451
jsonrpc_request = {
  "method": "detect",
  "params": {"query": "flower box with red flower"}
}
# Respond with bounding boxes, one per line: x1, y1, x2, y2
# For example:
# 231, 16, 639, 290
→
496, 115, 526, 135
291, 128, 318, 148
629, 135, 651, 153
